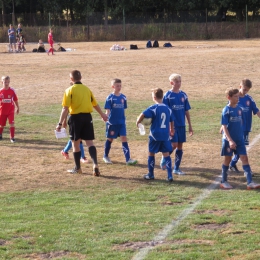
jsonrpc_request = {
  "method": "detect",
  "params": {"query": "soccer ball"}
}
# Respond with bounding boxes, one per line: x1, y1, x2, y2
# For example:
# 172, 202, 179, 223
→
141, 117, 152, 126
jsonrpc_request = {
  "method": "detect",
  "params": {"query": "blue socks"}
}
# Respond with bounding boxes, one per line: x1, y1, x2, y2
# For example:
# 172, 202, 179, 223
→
148, 156, 155, 177
122, 142, 130, 162
174, 149, 183, 170
165, 156, 173, 180
221, 164, 229, 183
104, 139, 112, 157
243, 164, 252, 184
64, 140, 72, 153
230, 154, 240, 167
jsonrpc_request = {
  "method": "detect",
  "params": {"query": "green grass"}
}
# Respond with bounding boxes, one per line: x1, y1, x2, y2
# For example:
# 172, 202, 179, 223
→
1, 98, 260, 259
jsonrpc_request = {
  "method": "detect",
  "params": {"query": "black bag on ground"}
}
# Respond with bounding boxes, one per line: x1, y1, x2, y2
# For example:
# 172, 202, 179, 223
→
37, 46, 46, 52
153, 40, 159, 48
163, 42, 172, 47
32, 48, 37, 52
130, 44, 138, 50
57, 46, 66, 52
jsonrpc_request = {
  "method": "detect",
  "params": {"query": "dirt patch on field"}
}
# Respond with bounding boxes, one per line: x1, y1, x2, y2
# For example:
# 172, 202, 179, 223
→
194, 223, 229, 230
114, 238, 214, 251
22, 251, 86, 259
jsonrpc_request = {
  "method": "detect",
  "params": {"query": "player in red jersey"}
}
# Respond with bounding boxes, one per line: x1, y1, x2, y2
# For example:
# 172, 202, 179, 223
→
0, 76, 19, 143
47, 28, 54, 55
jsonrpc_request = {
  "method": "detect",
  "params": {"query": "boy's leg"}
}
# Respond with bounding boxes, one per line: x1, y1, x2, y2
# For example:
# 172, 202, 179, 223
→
220, 156, 233, 189
229, 154, 240, 172
64, 139, 72, 153
144, 155, 155, 179
0, 126, 3, 139
79, 141, 85, 158
103, 139, 113, 164
104, 139, 112, 157
173, 144, 185, 175
163, 154, 173, 181
122, 141, 130, 161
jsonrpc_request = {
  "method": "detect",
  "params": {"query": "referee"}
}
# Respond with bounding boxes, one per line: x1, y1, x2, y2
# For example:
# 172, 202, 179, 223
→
56, 70, 107, 175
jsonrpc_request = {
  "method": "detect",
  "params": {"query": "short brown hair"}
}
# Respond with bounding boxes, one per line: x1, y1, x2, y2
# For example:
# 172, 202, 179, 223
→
153, 88, 163, 99
111, 78, 121, 86
241, 78, 252, 89
70, 70, 82, 81
225, 87, 239, 97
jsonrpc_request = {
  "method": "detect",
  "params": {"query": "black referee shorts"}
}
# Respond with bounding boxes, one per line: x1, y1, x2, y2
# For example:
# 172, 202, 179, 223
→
68, 113, 95, 141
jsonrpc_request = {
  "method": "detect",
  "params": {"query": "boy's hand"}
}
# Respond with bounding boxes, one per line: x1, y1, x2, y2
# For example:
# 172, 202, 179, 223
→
16, 107, 19, 114
189, 126, 193, 136
229, 140, 236, 150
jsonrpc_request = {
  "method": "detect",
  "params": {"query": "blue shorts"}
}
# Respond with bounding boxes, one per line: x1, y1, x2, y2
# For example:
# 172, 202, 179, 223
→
221, 138, 247, 156
171, 126, 186, 143
244, 131, 249, 146
149, 137, 173, 154
106, 123, 126, 139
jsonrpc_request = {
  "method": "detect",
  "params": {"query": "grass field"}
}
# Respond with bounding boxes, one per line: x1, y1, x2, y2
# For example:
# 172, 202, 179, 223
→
0, 40, 260, 260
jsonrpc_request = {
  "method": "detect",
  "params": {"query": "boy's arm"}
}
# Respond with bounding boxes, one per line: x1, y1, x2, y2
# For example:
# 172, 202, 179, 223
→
170, 121, 175, 136
93, 104, 107, 122
256, 111, 260, 118
222, 125, 236, 150
185, 111, 193, 136
14, 100, 19, 114
136, 113, 145, 127
219, 125, 223, 134
105, 109, 111, 117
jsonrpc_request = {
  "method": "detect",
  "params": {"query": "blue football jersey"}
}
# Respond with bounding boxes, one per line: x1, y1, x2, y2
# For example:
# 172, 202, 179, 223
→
104, 93, 127, 125
221, 105, 244, 142
163, 90, 191, 127
143, 103, 175, 141
238, 94, 259, 132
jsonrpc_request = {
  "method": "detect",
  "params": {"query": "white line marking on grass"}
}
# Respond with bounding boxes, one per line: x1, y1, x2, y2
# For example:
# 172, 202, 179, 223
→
132, 133, 260, 260
247, 133, 260, 152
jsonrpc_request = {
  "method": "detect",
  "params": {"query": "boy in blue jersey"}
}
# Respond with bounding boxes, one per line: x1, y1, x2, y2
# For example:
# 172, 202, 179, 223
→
161, 73, 193, 175
220, 87, 260, 190
103, 78, 137, 165
228, 79, 260, 175
136, 88, 175, 181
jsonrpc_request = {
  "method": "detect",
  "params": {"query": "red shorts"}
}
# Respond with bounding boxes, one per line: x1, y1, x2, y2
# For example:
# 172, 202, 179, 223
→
0, 113, 15, 126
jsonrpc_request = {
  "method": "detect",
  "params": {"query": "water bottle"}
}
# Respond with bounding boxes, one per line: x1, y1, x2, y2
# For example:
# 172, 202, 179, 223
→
138, 123, 145, 135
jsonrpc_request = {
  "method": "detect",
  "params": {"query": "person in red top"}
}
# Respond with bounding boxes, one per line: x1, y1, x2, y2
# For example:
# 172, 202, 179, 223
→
47, 28, 54, 55
0, 76, 19, 143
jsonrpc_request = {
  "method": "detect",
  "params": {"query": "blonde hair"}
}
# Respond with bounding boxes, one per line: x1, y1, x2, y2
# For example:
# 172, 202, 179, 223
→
2, 76, 10, 81
240, 78, 252, 89
169, 73, 181, 82
225, 87, 239, 97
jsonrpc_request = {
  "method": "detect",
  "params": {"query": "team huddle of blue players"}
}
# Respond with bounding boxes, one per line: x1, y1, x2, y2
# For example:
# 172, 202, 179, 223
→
104, 74, 260, 189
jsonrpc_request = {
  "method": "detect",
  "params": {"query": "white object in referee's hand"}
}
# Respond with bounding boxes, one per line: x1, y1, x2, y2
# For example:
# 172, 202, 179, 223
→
54, 128, 67, 139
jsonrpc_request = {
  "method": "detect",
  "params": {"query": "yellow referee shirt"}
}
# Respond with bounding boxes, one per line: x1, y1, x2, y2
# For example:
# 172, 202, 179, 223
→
62, 83, 98, 114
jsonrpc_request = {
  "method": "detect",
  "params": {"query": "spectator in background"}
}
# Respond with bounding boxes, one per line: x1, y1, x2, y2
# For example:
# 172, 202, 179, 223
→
37, 39, 46, 52
16, 23, 22, 37
8, 24, 16, 52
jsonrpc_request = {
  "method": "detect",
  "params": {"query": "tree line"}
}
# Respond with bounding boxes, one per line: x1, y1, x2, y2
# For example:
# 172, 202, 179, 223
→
0, 0, 260, 24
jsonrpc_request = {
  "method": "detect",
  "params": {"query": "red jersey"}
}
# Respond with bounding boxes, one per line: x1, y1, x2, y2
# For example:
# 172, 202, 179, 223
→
0, 87, 18, 115
48, 32, 53, 44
